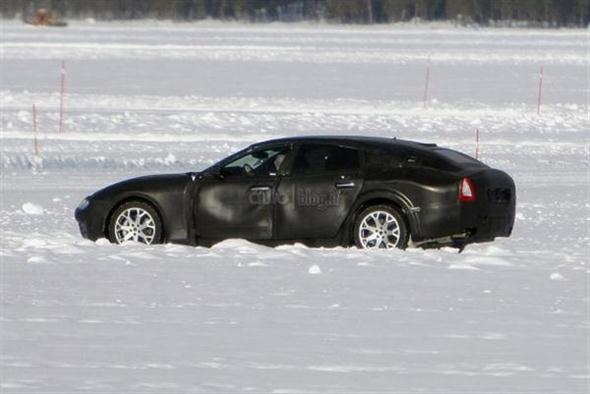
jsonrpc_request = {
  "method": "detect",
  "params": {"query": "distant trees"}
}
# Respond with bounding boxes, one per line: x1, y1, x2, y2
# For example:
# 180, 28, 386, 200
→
2, 0, 588, 27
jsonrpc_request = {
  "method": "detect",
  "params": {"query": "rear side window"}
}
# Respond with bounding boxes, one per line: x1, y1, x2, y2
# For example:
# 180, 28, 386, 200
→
434, 149, 486, 168
292, 144, 360, 175
365, 148, 403, 173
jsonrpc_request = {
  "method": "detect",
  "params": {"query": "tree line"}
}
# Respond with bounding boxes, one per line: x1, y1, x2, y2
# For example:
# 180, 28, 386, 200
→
2, 0, 588, 27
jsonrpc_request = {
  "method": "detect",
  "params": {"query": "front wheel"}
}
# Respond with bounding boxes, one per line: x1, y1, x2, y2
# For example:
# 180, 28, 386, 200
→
108, 201, 163, 245
354, 205, 408, 249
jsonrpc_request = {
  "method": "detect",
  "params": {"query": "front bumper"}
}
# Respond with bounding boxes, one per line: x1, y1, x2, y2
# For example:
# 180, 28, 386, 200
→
75, 199, 109, 241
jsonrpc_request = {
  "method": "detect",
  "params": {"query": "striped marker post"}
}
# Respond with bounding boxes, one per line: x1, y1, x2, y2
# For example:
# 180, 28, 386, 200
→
32, 104, 39, 155
475, 128, 480, 159
537, 65, 544, 115
59, 60, 66, 132
423, 59, 431, 109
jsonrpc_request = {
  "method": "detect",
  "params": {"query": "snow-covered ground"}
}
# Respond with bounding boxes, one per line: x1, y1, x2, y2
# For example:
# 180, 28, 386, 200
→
1, 21, 588, 392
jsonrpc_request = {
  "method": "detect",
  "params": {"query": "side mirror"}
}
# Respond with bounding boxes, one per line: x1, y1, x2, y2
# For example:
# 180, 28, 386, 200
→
208, 167, 225, 179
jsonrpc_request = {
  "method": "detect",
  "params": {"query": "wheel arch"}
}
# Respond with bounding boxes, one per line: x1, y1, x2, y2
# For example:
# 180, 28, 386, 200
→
341, 190, 420, 246
103, 194, 167, 242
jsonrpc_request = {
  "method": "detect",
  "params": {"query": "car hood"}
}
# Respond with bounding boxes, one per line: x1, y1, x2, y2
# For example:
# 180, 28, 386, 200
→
90, 172, 194, 201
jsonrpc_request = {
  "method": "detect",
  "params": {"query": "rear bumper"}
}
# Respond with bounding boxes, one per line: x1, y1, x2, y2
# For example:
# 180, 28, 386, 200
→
414, 212, 514, 249
414, 200, 514, 244
467, 212, 514, 242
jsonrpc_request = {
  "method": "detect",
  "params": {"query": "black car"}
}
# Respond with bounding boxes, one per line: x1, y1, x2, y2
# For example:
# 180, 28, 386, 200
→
75, 136, 515, 250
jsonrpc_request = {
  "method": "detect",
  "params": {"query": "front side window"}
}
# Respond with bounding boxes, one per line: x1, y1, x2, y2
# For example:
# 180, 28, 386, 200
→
222, 147, 289, 177
292, 144, 360, 175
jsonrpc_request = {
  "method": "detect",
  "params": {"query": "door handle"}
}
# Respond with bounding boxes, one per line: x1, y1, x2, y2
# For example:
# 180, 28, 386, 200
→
335, 181, 356, 189
249, 186, 271, 192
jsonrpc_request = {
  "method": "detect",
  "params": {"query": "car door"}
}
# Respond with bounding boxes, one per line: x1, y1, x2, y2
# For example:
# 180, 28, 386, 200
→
274, 143, 364, 240
194, 145, 291, 240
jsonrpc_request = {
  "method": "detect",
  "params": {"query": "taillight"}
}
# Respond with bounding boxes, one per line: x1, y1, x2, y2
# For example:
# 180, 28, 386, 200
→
458, 177, 476, 202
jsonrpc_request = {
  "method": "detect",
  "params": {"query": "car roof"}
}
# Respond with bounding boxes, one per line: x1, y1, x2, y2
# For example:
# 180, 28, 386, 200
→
252, 135, 437, 151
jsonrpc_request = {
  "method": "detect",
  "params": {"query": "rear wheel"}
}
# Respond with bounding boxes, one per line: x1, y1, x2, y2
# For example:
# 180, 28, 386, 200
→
108, 201, 163, 245
354, 205, 408, 249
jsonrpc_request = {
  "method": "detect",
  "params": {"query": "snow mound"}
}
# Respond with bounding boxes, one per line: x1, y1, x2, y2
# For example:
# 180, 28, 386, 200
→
21, 202, 43, 215
308, 264, 322, 274
549, 272, 566, 281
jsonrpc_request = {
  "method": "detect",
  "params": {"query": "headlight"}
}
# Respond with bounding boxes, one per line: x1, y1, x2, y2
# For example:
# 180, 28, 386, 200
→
77, 198, 90, 210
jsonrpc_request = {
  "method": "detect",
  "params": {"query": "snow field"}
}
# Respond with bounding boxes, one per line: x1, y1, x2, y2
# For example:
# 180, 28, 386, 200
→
1, 21, 588, 392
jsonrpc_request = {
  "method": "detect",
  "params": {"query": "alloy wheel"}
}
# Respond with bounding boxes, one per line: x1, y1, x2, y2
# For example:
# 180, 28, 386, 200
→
113, 207, 157, 244
358, 210, 401, 249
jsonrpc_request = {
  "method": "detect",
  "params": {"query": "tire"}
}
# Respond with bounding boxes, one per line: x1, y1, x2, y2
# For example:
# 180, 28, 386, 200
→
108, 201, 163, 245
354, 205, 408, 249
